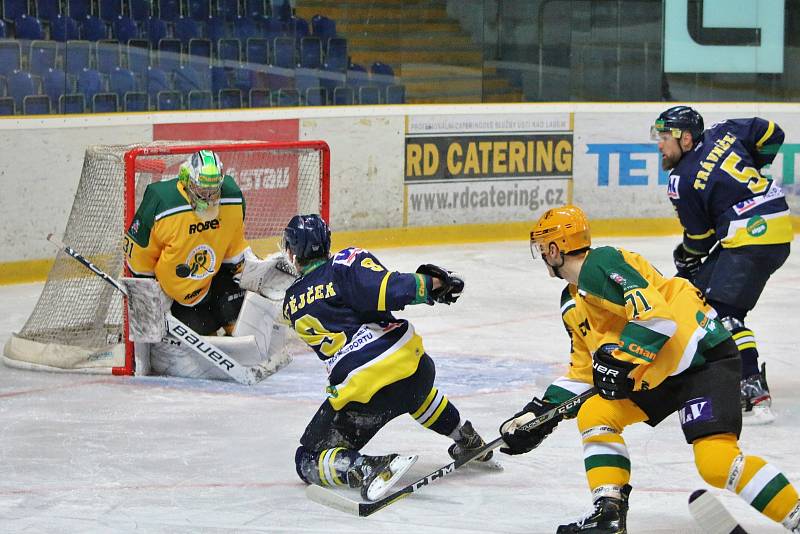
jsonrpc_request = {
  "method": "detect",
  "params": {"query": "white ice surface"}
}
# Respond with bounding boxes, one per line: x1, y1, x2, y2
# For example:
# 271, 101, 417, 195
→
1, 236, 798, 533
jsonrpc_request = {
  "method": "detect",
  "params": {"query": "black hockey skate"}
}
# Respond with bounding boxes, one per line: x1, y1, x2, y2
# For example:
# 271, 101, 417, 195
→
556, 485, 631, 534
741, 363, 775, 425
346, 453, 417, 501
448, 420, 493, 463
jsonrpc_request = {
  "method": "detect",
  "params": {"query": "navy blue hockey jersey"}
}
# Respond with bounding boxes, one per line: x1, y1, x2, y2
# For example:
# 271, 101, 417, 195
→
282, 247, 431, 410
666, 117, 792, 254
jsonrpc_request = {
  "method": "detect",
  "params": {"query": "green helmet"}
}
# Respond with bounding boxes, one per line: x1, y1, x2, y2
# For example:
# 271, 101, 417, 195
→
179, 150, 223, 211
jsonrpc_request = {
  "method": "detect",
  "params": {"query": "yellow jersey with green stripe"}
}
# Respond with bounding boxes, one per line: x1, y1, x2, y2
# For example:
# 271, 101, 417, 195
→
282, 247, 433, 411
542, 247, 731, 405
124, 176, 249, 306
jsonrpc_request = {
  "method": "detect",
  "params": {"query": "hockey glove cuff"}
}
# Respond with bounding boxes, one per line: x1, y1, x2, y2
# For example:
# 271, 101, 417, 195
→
673, 243, 704, 280
416, 264, 465, 305
592, 344, 637, 400
499, 397, 561, 455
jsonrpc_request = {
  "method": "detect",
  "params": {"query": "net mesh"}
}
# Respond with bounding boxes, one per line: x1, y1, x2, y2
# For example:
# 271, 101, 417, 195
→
9, 141, 325, 371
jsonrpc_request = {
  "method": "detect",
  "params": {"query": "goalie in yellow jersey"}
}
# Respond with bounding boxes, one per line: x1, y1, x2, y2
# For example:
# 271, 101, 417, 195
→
498, 205, 800, 534
123, 150, 294, 379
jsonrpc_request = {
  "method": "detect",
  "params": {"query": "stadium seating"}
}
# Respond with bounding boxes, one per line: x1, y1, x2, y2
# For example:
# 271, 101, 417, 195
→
248, 87, 269, 107
0, 40, 21, 76
77, 67, 103, 102
28, 40, 57, 76
42, 67, 68, 103
67, 0, 90, 21
358, 85, 381, 105
124, 91, 148, 111
217, 87, 241, 108
157, 90, 182, 110
145, 17, 168, 48
113, 16, 139, 44
99, 0, 122, 23
109, 66, 137, 101
187, 89, 211, 108
3, 0, 30, 23
158, 0, 180, 22
130, 0, 151, 22
59, 92, 85, 112
187, 0, 209, 21
81, 16, 108, 41
96, 40, 122, 73
23, 94, 51, 114
51, 15, 80, 41
7, 70, 35, 110
92, 92, 118, 112
63, 40, 91, 75
36, 0, 60, 22
16, 15, 45, 40
0, 96, 14, 115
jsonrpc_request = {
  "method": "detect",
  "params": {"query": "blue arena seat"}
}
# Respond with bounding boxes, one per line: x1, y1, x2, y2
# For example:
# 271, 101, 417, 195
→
358, 85, 381, 105
157, 89, 181, 110
124, 91, 148, 111
0, 96, 15, 115
109, 66, 137, 100
63, 40, 91, 75
272, 36, 294, 68
332, 85, 353, 105
157, 0, 180, 22
187, 88, 211, 109
245, 37, 268, 65
127, 42, 151, 75
77, 67, 103, 102
187, 0, 209, 21
81, 15, 108, 41
205, 15, 226, 43
3, 0, 30, 23
262, 15, 283, 41
29, 40, 57, 76
248, 87, 268, 107
157, 38, 182, 71
0, 19, 5, 37
145, 17, 168, 48
288, 16, 308, 39
311, 14, 335, 41
173, 63, 209, 93
23, 94, 51, 114
43, 67, 69, 103
99, 0, 122, 23
0, 40, 21, 76
188, 38, 211, 63
146, 65, 170, 97
304, 86, 325, 106
386, 84, 405, 104
243, 0, 264, 18
217, 38, 240, 63
67, 0, 90, 20
51, 14, 81, 41
59, 92, 85, 112
7, 70, 35, 110
36, 0, 60, 21
15, 15, 45, 40
275, 87, 298, 107
215, 0, 238, 21
130, 0, 152, 21
233, 16, 259, 41
113, 16, 139, 43
95, 39, 121, 73
217, 87, 241, 108
299, 36, 320, 69
174, 17, 200, 47
92, 92, 118, 112
325, 37, 347, 72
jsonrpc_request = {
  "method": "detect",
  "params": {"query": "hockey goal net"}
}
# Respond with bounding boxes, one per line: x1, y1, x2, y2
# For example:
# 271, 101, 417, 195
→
4, 140, 330, 376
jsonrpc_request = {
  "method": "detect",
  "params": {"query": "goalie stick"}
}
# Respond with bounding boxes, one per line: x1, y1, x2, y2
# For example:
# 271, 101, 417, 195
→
689, 489, 749, 534
46, 233, 273, 386
306, 387, 597, 517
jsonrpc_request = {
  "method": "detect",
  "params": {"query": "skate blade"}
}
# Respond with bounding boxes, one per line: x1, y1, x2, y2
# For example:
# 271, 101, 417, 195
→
743, 404, 776, 425
365, 454, 418, 502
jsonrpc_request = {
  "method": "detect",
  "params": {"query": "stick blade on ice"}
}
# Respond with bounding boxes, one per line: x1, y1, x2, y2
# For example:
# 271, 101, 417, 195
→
689, 489, 749, 534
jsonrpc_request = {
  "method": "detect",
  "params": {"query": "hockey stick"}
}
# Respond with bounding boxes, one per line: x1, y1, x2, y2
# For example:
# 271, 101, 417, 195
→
46, 233, 272, 386
689, 489, 749, 534
306, 387, 597, 517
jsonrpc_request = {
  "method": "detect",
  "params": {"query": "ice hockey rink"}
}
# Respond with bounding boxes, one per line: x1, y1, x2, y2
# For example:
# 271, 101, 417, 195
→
0, 235, 797, 534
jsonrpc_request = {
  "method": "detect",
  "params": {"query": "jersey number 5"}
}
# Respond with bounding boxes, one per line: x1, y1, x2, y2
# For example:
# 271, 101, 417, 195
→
720, 152, 769, 194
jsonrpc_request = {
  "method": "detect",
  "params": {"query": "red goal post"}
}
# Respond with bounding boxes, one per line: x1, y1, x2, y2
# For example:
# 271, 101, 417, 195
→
3, 140, 330, 377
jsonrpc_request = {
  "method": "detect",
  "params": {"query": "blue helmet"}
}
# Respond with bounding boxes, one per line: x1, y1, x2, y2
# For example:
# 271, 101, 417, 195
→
284, 214, 331, 262
651, 105, 704, 143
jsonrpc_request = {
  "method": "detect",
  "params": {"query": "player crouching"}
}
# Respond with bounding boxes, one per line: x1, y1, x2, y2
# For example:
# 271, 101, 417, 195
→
122, 150, 294, 380
282, 214, 496, 500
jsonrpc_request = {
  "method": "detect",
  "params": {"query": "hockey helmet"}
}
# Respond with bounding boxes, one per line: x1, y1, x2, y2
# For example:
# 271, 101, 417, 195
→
650, 105, 704, 143
530, 205, 591, 259
179, 150, 224, 211
284, 214, 331, 263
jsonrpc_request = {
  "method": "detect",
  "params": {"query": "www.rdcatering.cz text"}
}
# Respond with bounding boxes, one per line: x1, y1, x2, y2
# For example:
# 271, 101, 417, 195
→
409, 184, 566, 212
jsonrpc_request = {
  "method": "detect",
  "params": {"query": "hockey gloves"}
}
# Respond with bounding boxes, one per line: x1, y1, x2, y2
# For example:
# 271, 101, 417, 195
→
416, 264, 464, 305
592, 343, 637, 400
498, 397, 561, 455
673, 243, 704, 280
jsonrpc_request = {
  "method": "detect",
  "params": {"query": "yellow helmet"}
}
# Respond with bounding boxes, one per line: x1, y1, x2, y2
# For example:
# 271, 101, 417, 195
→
530, 204, 591, 258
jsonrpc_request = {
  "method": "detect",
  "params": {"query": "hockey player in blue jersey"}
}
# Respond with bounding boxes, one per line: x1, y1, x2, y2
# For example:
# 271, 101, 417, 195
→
282, 214, 494, 501
651, 106, 792, 423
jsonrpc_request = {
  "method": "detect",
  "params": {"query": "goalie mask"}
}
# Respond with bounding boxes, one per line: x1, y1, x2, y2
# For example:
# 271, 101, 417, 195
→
530, 204, 591, 260
179, 150, 224, 221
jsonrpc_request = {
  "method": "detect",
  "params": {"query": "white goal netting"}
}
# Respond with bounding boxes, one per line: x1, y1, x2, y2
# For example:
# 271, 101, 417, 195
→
4, 140, 329, 375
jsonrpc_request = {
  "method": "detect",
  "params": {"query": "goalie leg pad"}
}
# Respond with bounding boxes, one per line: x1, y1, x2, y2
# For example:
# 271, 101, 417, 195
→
122, 277, 172, 343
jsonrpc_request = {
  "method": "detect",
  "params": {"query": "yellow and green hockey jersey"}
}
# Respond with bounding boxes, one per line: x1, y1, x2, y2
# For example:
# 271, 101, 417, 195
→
543, 246, 731, 406
123, 176, 249, 306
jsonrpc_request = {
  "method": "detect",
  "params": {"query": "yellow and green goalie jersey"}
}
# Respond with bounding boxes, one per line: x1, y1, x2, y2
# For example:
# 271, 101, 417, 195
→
123, 176, 249, 306
542, 246, 731, 407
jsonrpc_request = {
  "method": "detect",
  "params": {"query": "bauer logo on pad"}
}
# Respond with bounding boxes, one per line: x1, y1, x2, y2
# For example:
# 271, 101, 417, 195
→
679, 397, 713, 425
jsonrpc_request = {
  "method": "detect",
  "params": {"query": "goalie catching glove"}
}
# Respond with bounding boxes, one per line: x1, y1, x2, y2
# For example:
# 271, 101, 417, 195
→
237, 251, 298, 301
592, 343, 637, 400
416, 264, 464, 305
499, 397, 561, 455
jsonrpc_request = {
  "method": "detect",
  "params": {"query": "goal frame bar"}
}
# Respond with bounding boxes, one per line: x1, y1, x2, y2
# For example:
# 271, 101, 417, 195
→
115, 140, 331, 376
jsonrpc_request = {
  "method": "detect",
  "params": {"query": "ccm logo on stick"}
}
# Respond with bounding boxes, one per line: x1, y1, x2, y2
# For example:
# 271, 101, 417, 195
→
170, 324, 235, 371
